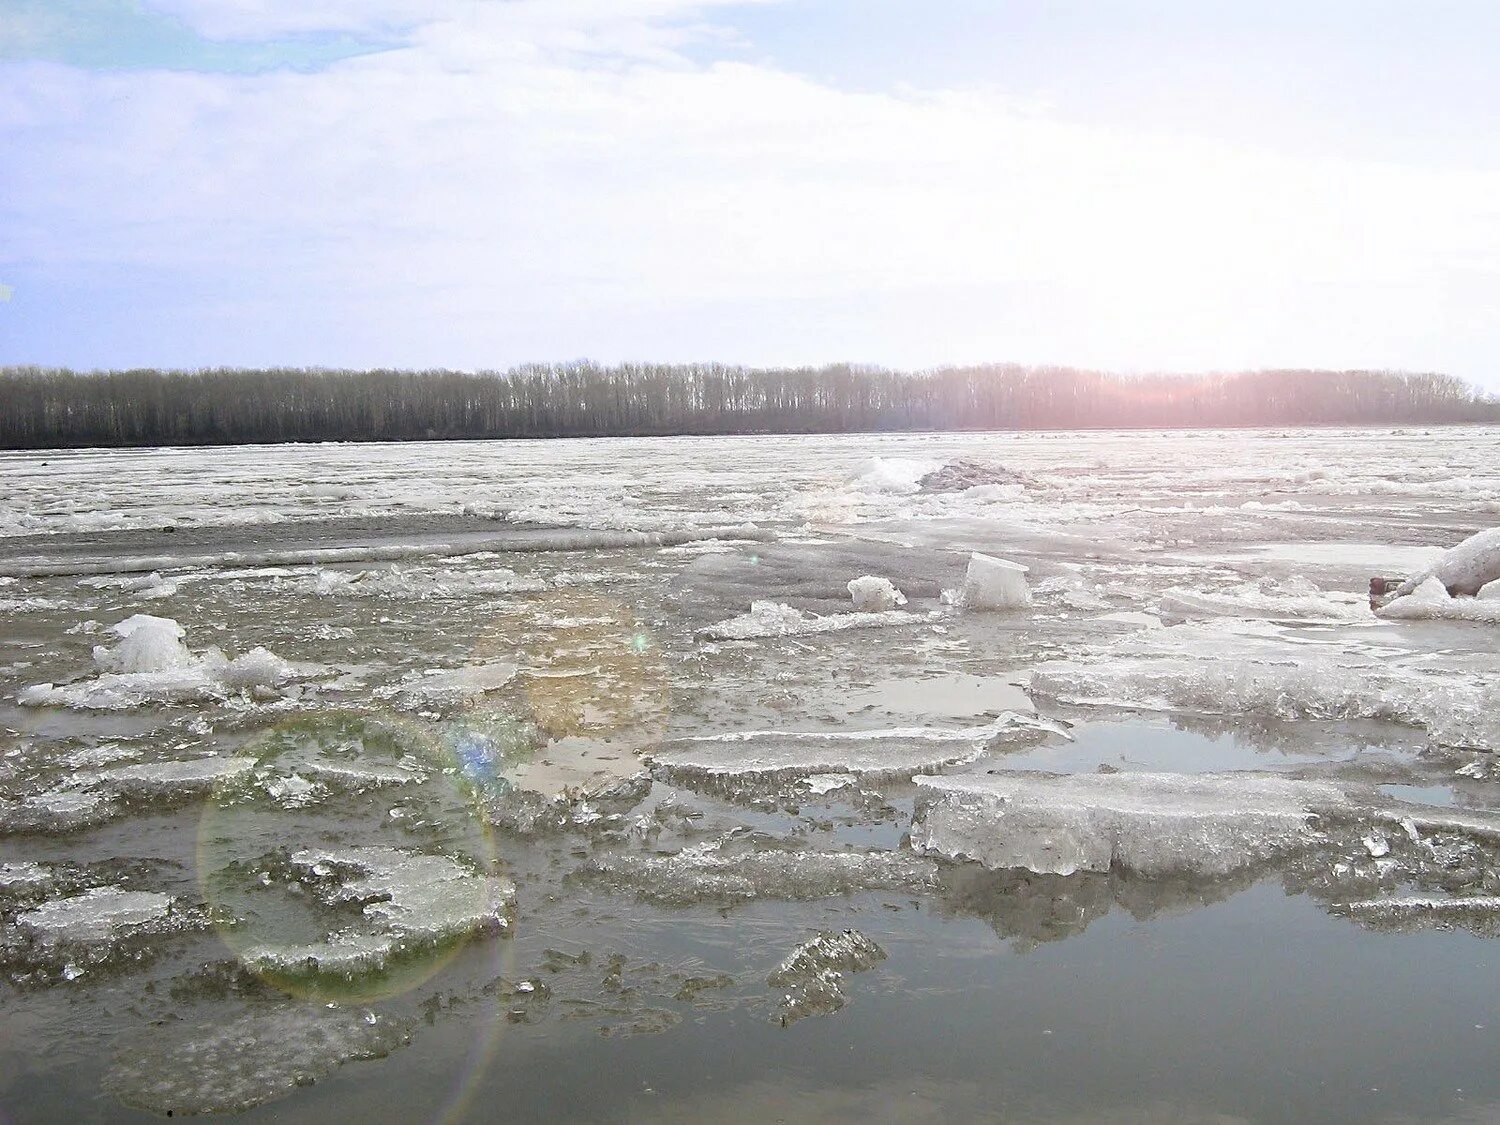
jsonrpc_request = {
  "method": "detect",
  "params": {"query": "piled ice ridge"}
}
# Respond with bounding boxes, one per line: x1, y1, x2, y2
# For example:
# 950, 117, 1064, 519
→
846, 575, 907, 612
578, 835, 936, 905
961, 553, 1032, 611
651, 713, 1069, 788
105, 1006, 412, 1115
698, 600, 923, 641
910, 771, 1351, 877
768, 929, 886, 1025
1379, 576, 1500, 624
238, 846, 515, 977
1396, 526, 1500, 597
18, 614, 300, 710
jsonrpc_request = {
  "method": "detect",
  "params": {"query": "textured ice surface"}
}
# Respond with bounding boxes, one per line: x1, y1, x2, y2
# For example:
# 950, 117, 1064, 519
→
961, 553, 1032, 611
105, 1006, 412, 1115
768, 929, 886, 1025
0, 787, 118, 833
698, 600, 924, 640
579, 837, 935, 905
1396, 526, 1500, 597
239, 847, 514, 977
651, 714, 1068, 786
846, 575, 906, 612
0, 861, 53, 892
17, 887, 176, 945
910, 771, 1350, 877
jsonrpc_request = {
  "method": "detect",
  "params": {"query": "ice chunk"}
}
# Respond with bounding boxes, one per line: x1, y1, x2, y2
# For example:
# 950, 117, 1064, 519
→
17, 887, 175, 945
846, 575, 907, 613
0, 788, 118, 834
402, 660, 518, 704
92, 614, 192, 674
961, 553, 1032, 611
802, 773, 856, 795
1396, 526, 1500, 597
1479, 579, 1500, 600
910, 771, 1351, 877
0, 861, 52, 892
698, 600, 923, 641
105, 1007, 412, 1115
1159, 577, 1371, 623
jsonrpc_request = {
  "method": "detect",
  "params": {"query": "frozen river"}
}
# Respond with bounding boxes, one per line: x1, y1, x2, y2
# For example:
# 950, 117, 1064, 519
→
1, 427, 1498, 1123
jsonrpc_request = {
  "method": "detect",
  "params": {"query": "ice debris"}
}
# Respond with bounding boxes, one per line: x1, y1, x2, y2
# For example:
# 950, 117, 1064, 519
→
918, 458, 1036, 493
697, 600, 924, 641
961, 553, 1032, 611
846, 575, 907, 612
768, 929, 886, 1025
910, 771, 1351, 877
105, 1006, 412, 1115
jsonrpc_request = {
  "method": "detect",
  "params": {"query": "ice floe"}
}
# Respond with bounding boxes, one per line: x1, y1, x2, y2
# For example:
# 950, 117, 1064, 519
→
910, 771, 1352, 877
650, 713, 1069, 788
961, 553, 1032, 611
237, 846, 515, 979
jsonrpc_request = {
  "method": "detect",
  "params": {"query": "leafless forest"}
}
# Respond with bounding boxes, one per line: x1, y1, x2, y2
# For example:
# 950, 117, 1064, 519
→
1, 363, 1494, 448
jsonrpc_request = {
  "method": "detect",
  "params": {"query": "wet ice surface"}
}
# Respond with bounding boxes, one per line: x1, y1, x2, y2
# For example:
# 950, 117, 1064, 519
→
2, 428, 1500, 1123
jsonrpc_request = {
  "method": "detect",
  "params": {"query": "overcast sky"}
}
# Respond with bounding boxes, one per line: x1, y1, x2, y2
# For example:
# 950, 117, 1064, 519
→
2, 1, 1498, 389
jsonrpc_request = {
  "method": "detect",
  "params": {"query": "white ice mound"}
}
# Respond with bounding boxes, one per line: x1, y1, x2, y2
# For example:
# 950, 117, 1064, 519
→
847, 575, 907, 613
962, 553, 1032, 611
93, 614, 192, 673
1380, 575, 1500, 624
698, 600, 923, 641
105, 1007, 412, 1116
1396, 526, 1500, 597
910, 771, 1350, 877
19, 615, 301, 710
651, 713, 1070, 786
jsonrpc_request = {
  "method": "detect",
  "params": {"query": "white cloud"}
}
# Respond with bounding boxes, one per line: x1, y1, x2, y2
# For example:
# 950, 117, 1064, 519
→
5, 0, 1500, 384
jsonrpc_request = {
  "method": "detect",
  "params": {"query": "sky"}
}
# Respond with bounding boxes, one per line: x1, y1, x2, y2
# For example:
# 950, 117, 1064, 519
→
1, 0, 1498, 390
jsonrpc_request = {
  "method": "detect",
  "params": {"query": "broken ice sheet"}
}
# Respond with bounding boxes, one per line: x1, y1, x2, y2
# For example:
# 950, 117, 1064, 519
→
104, 1006, 412, 1115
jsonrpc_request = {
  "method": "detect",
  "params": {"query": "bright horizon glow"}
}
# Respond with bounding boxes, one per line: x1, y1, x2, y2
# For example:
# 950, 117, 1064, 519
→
2, 1, 1498, 392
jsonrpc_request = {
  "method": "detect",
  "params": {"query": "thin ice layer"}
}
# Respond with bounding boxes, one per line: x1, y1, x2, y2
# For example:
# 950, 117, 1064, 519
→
910, 771, 1350, 877
105, 1006, 412, 1115
651, 713, 1068, 785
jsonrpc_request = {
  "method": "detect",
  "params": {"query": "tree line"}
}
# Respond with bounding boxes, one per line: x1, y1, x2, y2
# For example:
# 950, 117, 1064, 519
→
0, 363, 1494, 448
